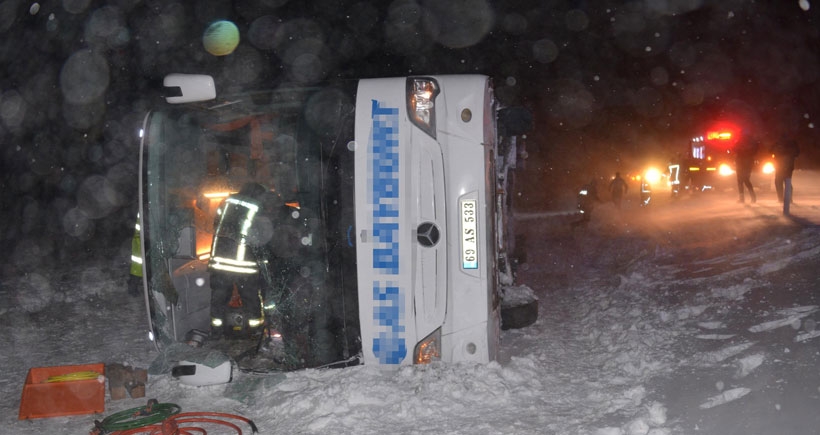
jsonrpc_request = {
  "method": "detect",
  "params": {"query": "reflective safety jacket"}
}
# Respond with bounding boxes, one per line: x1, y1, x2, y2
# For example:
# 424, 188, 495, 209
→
130, 214, 143, 277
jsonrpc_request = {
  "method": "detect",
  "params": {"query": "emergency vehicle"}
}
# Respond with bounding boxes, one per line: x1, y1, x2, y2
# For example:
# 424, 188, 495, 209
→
682, 127, 774, 193
134, 73, 530, 372
683, 128, 737, 192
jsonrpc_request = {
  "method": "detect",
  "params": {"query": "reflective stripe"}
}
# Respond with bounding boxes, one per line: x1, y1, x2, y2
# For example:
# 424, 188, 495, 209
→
210, 197, 260, 273
211, 256, 256, 267
210, 263, 257, 274
225, 197, 260, 212
248, 318, 265, 327
210, 256, 258, 274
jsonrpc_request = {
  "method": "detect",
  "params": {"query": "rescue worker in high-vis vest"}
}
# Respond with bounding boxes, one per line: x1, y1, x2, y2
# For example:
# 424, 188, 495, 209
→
128, 213, 143, 296
640, 176, 652, 207
571, 178, 600, 228
208, 182, 294, 340
207, 182, 318, 367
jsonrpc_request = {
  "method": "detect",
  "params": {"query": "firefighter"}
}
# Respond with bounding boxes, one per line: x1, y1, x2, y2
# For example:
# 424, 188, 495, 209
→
128, 213, 142, 297
207, 181, 314, 367
667, 153, 682, 197
208, 182, 282, 339
640, 176, 652, 207
572, 178, 600, 228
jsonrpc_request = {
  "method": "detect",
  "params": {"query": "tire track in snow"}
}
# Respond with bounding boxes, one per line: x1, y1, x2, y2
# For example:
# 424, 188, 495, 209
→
690, 341, 755, 366
699, 387, 752, 409
795, 330, 820, 342
747, 306, 817, 333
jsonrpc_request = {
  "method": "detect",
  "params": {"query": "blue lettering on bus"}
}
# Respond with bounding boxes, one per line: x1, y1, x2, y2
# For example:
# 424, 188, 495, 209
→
369, 99, 406, 364
372, 282, 406, 364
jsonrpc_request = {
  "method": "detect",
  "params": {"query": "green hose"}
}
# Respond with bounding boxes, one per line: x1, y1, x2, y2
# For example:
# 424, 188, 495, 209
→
94, 401, 181, 433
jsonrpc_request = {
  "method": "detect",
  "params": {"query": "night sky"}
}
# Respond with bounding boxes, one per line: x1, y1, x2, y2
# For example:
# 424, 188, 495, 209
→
1, 0, 818, 269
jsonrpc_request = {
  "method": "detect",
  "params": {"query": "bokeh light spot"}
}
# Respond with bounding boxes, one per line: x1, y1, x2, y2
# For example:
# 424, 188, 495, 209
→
203, 20, 240, 56
423, 0, 494, 49
0, 90, 26, 129
60, 50, 110, 105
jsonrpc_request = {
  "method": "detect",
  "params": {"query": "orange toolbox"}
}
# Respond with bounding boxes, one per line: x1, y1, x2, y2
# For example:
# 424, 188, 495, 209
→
18, 363, 105, 419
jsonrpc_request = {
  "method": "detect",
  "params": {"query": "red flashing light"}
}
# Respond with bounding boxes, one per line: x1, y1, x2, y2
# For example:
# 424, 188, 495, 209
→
706, 131, 733, 141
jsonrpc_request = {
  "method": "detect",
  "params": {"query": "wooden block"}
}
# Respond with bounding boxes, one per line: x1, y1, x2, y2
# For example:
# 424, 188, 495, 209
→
106, 363, 128, 401
109, 385, 127, 401
106, 363, 149, 400
126, 381, 145, 399
133, 368, 148, 384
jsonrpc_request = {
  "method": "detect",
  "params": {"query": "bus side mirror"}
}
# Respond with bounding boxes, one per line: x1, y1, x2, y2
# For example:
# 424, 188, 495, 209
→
498, 107, 532, 137
164, 74, 216, 104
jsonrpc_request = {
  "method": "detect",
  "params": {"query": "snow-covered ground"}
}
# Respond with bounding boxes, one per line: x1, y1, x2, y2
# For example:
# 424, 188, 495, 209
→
2, 171, 819, 435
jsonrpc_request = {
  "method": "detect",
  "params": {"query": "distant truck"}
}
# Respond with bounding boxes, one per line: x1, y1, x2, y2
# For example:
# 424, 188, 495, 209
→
133, 74, 531, 371
683, 128, 774, 193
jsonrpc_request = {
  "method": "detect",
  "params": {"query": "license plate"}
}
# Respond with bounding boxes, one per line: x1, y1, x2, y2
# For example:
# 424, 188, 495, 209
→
460, 199, 478, 269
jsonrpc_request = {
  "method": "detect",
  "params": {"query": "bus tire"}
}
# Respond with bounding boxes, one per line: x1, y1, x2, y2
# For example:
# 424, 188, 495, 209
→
500, 298, 538, 330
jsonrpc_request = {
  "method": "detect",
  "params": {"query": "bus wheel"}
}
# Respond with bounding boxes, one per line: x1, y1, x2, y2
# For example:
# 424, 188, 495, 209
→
500, 286, 538, 330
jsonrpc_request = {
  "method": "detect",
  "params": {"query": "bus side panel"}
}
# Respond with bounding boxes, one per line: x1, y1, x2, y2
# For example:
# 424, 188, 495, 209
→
354, 78, 419, 366
436, 75, 499, 363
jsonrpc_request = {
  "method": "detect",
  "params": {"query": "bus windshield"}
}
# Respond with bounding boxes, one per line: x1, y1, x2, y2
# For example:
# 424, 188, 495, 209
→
141, 83, 361, 369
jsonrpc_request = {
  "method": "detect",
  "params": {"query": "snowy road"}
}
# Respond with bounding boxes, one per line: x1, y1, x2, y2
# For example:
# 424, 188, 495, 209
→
512, 170, 820, 434
2, 171, 819, 434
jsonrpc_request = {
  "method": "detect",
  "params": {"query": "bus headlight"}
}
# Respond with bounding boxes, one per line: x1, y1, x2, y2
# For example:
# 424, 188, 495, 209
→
211, 318, 223, 327
248, 318, 265, 328
407, 78, 439, 139
414, 328, 441, 365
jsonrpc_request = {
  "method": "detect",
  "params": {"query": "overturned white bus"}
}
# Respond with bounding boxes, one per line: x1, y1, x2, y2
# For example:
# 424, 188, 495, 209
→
136, 74, 530, 372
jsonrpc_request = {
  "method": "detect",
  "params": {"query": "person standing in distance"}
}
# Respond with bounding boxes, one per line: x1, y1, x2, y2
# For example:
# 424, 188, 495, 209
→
770, 134, 800, 215
734, 130, 759, 204
609, 172, 628, 209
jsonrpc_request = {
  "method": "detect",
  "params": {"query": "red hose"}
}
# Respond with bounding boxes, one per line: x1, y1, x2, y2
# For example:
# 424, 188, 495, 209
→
110, 411, 258, 435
